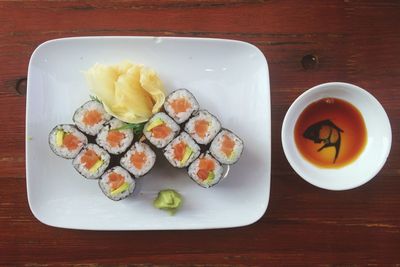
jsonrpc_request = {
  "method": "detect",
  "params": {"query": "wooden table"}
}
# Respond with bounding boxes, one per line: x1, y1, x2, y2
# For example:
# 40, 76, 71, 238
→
1, 1, 399, 265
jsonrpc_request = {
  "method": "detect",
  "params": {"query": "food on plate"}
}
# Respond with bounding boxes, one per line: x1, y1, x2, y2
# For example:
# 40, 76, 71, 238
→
210, 129, 244, 165
73, 100, 112, 136
72, 144, 110, 179
188, 152, 224, 188
294, 97, 367, 168
48, 124, 88, 159
85, 61, 166, 123
164, 89, 199, 124
143, 112, 180, 148
120, 142, 156, 177
163, 132, 201, 168
96, 118, 134, 155
99, 166, 136, 201
184, 110, 221, 145
153, 189, 183, 215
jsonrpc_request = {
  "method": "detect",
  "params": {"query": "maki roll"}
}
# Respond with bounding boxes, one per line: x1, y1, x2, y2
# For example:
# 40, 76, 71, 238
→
73, 100, 112, 136
96, 118, 134, 155
188, 152, 224, 188
164, 89, 200, 124
164, 132, 201, 168
143, 112, 180, 148
99, 166, 135, 201
120, 142, 156, 177
72, 143, 110, 179
49, 124, 88, 159
184, 110, 221, 145
210, 129, 244, 165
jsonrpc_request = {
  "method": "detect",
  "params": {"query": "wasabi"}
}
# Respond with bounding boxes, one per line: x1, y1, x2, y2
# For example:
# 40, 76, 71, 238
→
153, 189, 183, 215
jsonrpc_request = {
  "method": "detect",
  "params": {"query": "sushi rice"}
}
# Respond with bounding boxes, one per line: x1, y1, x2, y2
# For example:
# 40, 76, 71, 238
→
120, 142, 156, 177
73, 100, 112, 136
143, 112, 180, 148
164, 132, 201, 168
96, 118, 134, 155
164, 89, 200, 124
184, 110, 221, 145
210, 129, 244, 165
48, 124, 88, 159
73, 143, 110, 179
99, 166, 136, 201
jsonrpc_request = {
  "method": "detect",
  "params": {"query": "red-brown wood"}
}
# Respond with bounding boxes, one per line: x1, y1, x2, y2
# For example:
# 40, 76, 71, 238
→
1, 0, 399, 265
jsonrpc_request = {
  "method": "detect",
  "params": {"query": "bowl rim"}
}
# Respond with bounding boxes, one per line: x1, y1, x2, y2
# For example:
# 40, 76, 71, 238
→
281, 82, 392, 191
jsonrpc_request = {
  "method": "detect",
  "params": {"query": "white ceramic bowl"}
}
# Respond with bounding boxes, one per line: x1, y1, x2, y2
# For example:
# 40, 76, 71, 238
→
282, 82, 392, 190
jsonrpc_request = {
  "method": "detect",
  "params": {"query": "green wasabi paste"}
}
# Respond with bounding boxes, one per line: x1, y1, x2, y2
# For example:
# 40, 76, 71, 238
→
153, 189, 183, 215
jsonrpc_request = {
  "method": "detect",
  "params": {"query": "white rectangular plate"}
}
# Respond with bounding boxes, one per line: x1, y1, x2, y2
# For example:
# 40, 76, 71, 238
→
26, 36, 271, 230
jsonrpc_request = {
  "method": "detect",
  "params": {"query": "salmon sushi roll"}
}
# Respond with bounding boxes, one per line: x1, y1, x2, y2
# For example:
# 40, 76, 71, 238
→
96, 118, 134, 155
164, 89, 200, 124
72, 144, 110, 179
49, 124, 88, 159
210, 129, 244, 165
143, 112, 180, 148
99, 166, 136, 201
188, 152, 224, 188
163, 132, 201, 168
184, 110, 221, 145
120, 142, 156, 177
73, 100, 112, 136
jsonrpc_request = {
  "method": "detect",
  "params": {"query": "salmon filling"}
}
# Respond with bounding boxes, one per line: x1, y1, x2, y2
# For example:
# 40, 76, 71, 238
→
151, 124, 171, 139
221, 135, 235, 157
108, 172, 125, 190
194, 119, 209, 138
106, 131, 125, 147
171, 98, 192, 113
197, 158, 215, 181
83, 110, 102, 126
173, 141, 187, 161
130, 152, 147, 170
81, 149, 100, 169
63, 133, 80, 151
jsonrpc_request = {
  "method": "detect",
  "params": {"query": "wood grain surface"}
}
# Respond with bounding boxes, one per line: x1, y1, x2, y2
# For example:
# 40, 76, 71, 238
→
1, 0, 399, 265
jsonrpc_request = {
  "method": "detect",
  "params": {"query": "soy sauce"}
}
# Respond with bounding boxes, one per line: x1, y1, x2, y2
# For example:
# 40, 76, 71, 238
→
294, 98, 367, 168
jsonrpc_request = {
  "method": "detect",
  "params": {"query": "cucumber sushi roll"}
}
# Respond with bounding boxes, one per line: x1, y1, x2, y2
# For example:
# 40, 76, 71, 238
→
120, 142, 156, 177
164, 132, 201, 168
73, 100, 112, 136
99, 166, 135, 201
184, 110, 221, 145
188, 152, 224, 188
72, 144, 110, 179
49, 124, 88, 159
143, 112, 180, 148
164, 89, 200, 124
210, 129, 244, 165
96, 118, 134, 155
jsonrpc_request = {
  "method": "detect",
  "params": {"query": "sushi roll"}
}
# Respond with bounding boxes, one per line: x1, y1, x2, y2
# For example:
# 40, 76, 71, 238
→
164, 132, 201, 168
184, 110, 221, 145
120, 142, 156, 177
73, 100, 112, 136
143, 112, 180, 148
164, 89, 200, 124
48, 124, 88, 159
99, 166, 136, 201
188, 152, 224, 188
96, 118, 134, 155
72, 143, 110, 179
210, 129, 244, 165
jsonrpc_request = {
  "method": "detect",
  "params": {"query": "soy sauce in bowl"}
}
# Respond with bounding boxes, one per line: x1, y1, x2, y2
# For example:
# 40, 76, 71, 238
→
294, 98, 367, 168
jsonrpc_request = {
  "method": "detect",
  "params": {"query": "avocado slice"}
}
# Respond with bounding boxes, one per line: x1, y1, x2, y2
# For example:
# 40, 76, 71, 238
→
146, 118, 164, 131
205, 171, 215, 185
55, 130, 65, 147
110, 182, 129, 196
89, 159, 104, 173
180, 146, 193, 165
